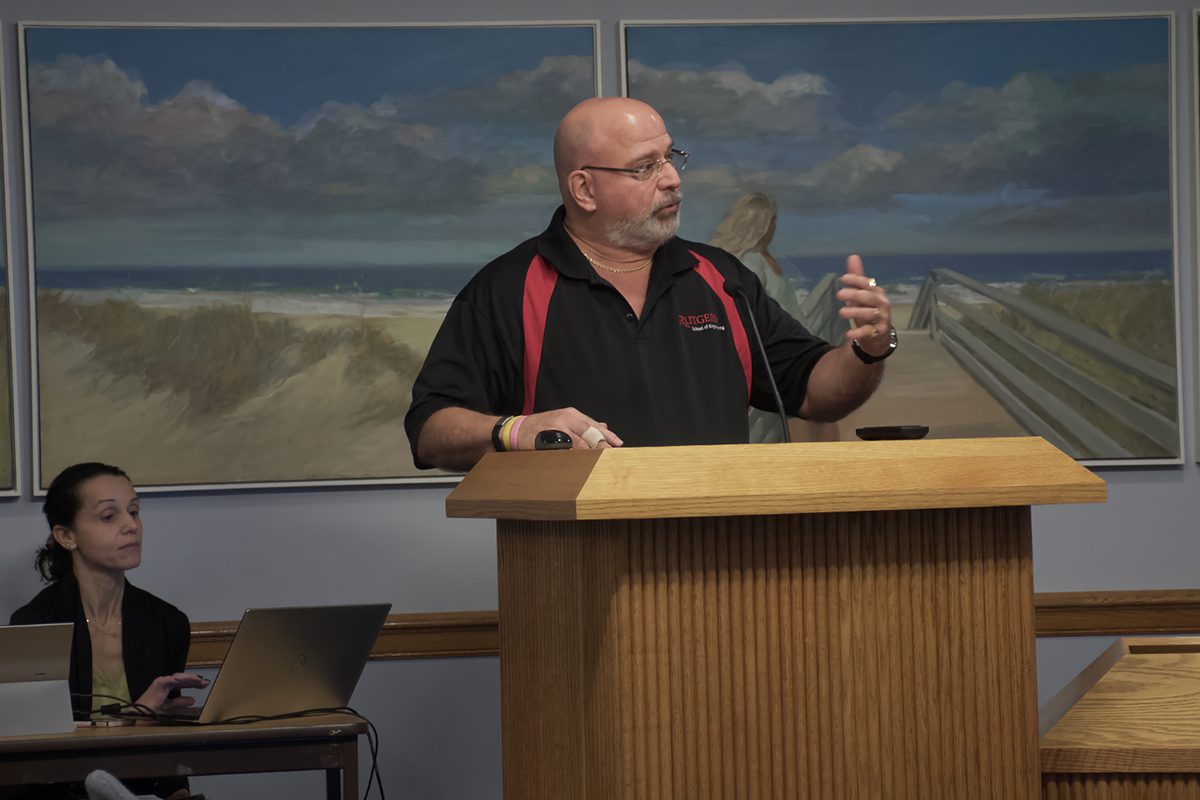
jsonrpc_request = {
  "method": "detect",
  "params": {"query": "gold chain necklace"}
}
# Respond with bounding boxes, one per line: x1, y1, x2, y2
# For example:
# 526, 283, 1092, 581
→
87, 617, 122, 637
582, 250, 651, 275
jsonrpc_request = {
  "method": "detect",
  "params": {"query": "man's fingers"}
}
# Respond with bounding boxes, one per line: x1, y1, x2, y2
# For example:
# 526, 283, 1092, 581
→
837, 287, 883, 305
838, 303, 889, 324
581, 426, 604, 448
526, 409, 624, 450
579, 424, 623, 448
845, 254, 864, 276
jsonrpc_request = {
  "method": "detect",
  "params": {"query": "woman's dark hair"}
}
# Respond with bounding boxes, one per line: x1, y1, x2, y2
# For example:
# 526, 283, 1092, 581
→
35, 462, 131, 583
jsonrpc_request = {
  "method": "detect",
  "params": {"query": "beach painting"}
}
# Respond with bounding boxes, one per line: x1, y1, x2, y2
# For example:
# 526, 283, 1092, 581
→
23, 23, 597, 488
625, 16, 1179, 462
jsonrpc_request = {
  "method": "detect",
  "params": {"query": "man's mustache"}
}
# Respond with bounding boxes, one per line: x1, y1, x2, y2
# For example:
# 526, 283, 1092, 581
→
653, 192, 683, 212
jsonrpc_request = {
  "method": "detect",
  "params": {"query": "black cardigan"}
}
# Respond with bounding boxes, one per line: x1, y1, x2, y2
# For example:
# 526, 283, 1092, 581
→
9, 578, 192, 798
9, 577, 191, 719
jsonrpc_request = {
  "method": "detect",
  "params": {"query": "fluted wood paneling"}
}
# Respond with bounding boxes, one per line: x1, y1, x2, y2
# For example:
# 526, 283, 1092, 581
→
497, 507, 1038, 799
1043, 775, 1200, 799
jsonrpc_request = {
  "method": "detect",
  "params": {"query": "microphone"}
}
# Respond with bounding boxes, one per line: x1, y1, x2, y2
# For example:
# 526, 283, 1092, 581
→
724, 276, 791, 444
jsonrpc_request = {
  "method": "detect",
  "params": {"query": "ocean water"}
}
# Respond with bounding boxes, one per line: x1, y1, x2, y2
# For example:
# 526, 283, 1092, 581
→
36, 250, 1172, 305
782, 249, 1171, 304
783, 250, 1171, 285
36, 264, 481, 301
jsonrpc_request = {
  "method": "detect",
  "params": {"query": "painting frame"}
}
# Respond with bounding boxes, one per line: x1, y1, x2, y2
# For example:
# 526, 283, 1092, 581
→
621, 13, 1185, 466
1194, 8, 1200, 465
20, 20, 601, 493
1, 21, 18, 498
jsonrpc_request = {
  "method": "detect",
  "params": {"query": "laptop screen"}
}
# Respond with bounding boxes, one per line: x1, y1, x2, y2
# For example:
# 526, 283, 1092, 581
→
0, 622, 76, 736
193, 603, 390, 723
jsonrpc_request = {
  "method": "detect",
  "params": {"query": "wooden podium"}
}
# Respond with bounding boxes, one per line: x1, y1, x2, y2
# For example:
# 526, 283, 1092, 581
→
447, 437, 1105, 799
1041, 637, 1200, 799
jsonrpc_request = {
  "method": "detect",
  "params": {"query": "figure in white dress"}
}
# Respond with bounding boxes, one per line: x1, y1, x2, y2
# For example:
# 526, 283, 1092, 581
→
710, 193, 840, 443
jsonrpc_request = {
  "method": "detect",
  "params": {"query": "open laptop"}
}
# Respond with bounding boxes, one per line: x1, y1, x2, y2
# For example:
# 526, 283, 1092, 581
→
0, 622, 76, 736
176, 603, 390, 724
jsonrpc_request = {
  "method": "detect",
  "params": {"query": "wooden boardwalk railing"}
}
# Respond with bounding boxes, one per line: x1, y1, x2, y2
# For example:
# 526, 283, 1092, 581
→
907, 269, 1176, 459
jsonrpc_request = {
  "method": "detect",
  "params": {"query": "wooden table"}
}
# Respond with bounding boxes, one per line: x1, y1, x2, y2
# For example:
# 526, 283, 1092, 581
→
1041, 637, 1200, 799
0, 714, 364, 798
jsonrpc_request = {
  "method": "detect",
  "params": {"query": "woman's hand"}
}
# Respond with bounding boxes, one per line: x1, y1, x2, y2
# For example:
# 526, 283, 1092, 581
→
135, 672, 210, 713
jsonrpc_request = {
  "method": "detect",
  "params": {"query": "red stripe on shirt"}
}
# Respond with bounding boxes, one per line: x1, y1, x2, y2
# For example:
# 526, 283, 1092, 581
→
521, 254, 559, 415
690, 250, 752, 400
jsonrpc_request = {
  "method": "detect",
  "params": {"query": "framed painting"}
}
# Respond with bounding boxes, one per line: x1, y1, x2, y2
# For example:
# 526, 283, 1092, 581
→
1195, 10, 1200, 465
21, 22, 599, 490
624, 15, 1181, 464
1, 25, 16, 498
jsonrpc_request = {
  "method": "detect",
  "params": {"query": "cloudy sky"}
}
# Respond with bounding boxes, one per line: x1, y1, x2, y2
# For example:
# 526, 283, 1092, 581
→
25, 25, 596, 267
626, 17, 1172, 257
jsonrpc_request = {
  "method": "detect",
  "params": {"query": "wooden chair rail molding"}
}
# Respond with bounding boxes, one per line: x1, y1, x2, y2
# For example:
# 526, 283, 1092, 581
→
187, 609, 500, 667
186, 589, 1200, 667
1034, 588, 1200, 637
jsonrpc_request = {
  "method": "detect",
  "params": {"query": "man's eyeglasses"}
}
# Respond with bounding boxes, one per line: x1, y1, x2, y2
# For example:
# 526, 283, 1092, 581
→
581, 148, 688, 182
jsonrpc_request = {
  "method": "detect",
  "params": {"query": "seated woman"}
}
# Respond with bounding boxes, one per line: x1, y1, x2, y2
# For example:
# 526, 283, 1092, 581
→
9, 462, 208, 800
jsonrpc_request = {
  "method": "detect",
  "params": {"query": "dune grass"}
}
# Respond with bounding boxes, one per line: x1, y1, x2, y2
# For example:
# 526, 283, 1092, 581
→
1017, 281, 1175, 365
37, 290, 423, 423
343, 322, 426, 424
962, 280, 1176, 457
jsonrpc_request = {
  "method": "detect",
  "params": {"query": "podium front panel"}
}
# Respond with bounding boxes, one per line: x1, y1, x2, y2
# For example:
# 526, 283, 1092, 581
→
497, 507, 1039, 799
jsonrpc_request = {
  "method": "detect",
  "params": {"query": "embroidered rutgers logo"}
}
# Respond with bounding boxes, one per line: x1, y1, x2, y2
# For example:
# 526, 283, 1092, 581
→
678, 312, 727, 332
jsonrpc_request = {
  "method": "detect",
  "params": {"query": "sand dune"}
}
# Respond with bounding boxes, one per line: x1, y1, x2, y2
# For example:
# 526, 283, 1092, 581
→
37, 292, 448, 486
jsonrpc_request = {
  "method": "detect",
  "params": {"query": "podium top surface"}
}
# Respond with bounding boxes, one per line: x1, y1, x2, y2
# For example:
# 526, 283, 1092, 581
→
445, 435, 1106, 521
1041, 637, 1200, 772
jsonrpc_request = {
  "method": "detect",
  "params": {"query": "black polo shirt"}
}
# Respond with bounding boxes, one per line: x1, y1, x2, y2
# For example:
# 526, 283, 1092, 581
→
404, 206, 832, 467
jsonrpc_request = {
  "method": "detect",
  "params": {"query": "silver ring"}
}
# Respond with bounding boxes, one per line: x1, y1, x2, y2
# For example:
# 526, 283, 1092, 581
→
867, 277, 877, 288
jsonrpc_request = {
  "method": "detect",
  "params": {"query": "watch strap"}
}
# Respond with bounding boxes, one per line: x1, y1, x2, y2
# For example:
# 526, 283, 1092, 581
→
491, 415, 515, 452
851, 327, 898, 364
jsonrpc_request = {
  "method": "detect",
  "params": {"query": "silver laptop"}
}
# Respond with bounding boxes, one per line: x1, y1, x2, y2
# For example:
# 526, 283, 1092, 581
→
0, 623, 76, 736
184, 603, 390, 724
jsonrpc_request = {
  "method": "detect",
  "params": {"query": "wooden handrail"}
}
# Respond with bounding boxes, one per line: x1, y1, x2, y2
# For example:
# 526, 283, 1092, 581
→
907, 268, 1177, 459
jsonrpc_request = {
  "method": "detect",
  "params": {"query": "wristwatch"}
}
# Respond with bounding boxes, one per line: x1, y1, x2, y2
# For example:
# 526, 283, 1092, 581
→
851, 326, 898, 364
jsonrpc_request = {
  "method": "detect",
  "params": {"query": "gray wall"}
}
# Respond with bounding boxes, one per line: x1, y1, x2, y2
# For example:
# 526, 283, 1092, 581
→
1, 0, 1197, 796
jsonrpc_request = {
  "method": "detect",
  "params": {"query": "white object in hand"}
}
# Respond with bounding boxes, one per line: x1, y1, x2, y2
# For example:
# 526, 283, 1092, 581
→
581, 426, 604, 448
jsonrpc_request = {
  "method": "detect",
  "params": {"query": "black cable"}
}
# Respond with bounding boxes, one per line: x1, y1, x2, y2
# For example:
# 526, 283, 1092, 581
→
71, 692, 157, 718
76, 695, 384, 799
731, 286, 791, 443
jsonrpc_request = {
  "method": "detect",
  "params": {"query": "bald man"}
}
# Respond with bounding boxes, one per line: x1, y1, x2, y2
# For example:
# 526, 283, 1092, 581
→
404, 98, 894, 472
